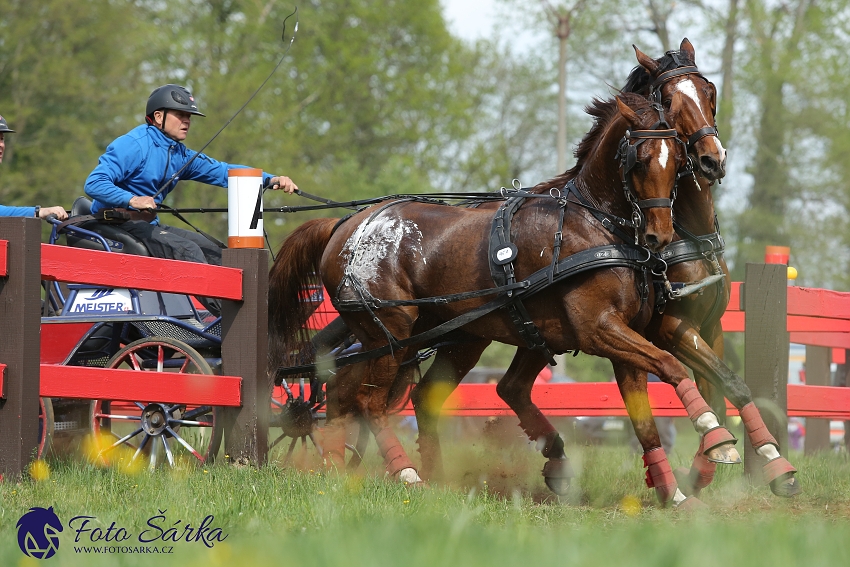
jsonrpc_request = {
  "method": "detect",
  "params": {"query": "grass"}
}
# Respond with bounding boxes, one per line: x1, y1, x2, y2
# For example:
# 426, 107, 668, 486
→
2, 430, 850, 567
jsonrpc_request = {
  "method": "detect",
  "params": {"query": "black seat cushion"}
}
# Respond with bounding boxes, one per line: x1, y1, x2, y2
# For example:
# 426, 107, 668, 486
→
65, 197, 151, 256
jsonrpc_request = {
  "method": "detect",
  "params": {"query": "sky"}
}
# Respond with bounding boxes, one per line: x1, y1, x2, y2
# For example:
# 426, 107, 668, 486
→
441, 0, 498, 41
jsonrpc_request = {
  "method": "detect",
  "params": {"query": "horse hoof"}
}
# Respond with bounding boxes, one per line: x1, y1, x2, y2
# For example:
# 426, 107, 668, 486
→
398, 467, 423, 485
705, 443, 741, 464
675, 496, 708, 511
672, 467, 699, 498
769, 473, 802, 498
544, 476, 571, 495
542, 458, 574, 495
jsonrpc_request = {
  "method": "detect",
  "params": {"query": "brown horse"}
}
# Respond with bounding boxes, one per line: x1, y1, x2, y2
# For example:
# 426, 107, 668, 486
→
409, 39, 798, 503
621, 40, 799, 497
269, 93, 715, 503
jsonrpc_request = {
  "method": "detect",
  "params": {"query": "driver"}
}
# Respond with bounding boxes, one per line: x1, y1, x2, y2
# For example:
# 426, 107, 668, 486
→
0, 115, 68, 220
84, 84, 297, 314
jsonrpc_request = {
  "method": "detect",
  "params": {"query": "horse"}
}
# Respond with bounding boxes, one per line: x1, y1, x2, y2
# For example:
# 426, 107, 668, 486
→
619, 39, 800, 497
409, 38, 798, 502
268, 92, 716, 507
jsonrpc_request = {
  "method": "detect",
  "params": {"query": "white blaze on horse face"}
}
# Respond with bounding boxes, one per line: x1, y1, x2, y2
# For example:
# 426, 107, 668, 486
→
658, 139, 670, 170
340, 212, 425, 282
676, 79, 726, 158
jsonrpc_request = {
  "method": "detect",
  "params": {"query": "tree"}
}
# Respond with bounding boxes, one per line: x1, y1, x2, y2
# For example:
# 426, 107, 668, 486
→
0, 0, 153, 209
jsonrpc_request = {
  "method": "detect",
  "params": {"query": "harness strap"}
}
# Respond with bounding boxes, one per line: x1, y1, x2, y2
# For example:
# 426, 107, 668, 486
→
637, 197, 674, 209
687, 126, 719, 152
650, 65, 701, 90
279, 243, 657, 377
488, 196, 556, 362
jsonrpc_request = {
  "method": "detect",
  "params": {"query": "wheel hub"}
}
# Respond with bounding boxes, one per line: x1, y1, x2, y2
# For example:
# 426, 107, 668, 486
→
278, 399, 315, 438
141, 404, 169, 436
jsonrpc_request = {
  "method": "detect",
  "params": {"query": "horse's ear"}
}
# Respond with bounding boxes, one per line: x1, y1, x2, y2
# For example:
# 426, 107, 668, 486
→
616, 96, 639, 126
680, 38, 695, 60
633, 44, 660, 75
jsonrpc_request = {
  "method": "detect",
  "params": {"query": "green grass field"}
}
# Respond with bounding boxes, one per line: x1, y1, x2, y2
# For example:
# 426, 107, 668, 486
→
2, 430, 850, 567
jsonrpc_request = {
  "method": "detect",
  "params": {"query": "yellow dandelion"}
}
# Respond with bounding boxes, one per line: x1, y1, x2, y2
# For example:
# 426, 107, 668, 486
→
620, 494, 642, 517
29, 460, 50, 482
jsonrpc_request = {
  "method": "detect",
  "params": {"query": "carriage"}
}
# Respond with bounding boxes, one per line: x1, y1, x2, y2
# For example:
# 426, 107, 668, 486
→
37, 197, 344, 469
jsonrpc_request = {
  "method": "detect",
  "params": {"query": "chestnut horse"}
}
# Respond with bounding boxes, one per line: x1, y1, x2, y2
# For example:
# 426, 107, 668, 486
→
621, 40, 799, 497
409, 39, 798, 503
269, 93, 718, 504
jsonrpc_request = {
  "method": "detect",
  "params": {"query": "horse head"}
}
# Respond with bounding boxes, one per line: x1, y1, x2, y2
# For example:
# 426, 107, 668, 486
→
632, 38, 726, 182
615, 92, 688, 252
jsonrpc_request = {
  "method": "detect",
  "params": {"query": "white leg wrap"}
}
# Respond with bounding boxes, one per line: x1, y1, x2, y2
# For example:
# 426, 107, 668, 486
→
399, 467, 422, 484
694, 412, 720, 435
672, 488, 687, 506
756, 444, 780, 461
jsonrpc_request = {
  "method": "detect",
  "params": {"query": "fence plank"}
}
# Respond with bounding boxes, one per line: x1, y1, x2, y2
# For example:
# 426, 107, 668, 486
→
41, 244, 243, 300
40, 365, 242, 406
0, 239, 7, 276
788, 286, 850, 319
743, 263, 790, 479
221, 249, 269, 466
0, 219, 42, 480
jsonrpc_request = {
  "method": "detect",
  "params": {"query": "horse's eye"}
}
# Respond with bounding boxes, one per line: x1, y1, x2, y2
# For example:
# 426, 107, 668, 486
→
662, 98, 672, 109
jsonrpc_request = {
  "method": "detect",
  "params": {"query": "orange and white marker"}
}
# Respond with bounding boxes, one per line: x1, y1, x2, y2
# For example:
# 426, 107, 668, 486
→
228, 168, 264, 248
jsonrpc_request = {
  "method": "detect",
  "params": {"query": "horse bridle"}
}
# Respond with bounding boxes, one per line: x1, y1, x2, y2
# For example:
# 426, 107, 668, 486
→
648, 54, 719, 155
616, 103, 692, 243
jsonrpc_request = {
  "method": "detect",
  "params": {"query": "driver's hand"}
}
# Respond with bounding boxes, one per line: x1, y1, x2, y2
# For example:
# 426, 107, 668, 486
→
268, 176, 297, 194
129, 196, 157, 211
39, 206, 68, 220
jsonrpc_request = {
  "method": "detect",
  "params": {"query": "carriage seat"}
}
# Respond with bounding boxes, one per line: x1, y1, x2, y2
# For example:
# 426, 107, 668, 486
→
63, 197, 151, 256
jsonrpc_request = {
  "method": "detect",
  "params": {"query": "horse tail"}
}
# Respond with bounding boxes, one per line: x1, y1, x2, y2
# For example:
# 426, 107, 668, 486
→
268, 217, 340, 375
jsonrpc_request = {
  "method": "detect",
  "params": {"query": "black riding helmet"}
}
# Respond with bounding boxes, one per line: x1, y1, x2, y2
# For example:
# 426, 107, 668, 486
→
145, 84, 206, 120
0, 115, 15, 133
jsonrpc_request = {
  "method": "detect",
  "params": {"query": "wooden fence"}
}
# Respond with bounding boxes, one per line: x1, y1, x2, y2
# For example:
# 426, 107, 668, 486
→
0, 217, 268, 479
1, 214, 848, 480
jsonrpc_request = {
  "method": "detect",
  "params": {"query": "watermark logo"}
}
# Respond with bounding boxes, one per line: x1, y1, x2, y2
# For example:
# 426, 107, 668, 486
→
16, 506, 63, 559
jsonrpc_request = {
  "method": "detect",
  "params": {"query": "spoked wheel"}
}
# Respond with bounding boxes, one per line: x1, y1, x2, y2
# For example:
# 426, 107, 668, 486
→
269, 376, 370, 470
90, 337, 222, 470
37, 397, 55, 459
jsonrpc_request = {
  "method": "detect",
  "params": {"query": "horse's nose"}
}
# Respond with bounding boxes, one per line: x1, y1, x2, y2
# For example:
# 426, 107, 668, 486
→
645, 233, 660, 251
700, 154, 726, 179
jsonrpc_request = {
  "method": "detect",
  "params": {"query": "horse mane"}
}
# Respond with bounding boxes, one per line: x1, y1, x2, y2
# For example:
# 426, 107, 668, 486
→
533, 91, 653, 193
621, 48, 696, 96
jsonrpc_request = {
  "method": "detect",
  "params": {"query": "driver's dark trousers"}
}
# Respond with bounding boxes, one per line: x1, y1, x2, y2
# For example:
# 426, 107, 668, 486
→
121, 220, 223, 316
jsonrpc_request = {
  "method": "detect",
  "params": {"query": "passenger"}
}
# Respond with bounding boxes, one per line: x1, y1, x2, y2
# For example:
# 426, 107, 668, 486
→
84, 84, 298, 315
0, 115, 68, 220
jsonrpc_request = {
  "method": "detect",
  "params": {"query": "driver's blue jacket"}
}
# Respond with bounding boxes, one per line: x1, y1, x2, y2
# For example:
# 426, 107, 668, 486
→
0, 205, 36, 217
85, 124, 273, 223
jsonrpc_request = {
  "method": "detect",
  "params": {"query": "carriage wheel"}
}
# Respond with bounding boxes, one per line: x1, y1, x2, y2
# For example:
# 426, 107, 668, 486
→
269, 376, 370, 470
37, 397, 55, 459
89, 337, 222, 470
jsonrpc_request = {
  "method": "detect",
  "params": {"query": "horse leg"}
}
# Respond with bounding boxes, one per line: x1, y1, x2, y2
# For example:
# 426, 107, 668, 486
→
581, 317, 734, 507
411, 339, 491, 482
674, 324, 726, 496
663, 320, 800, 497
494, 348, 574, 495
322, 363, 363, 471
646, 317, 740, 465
613, 364, 701, 507
355, 349, 423, 484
